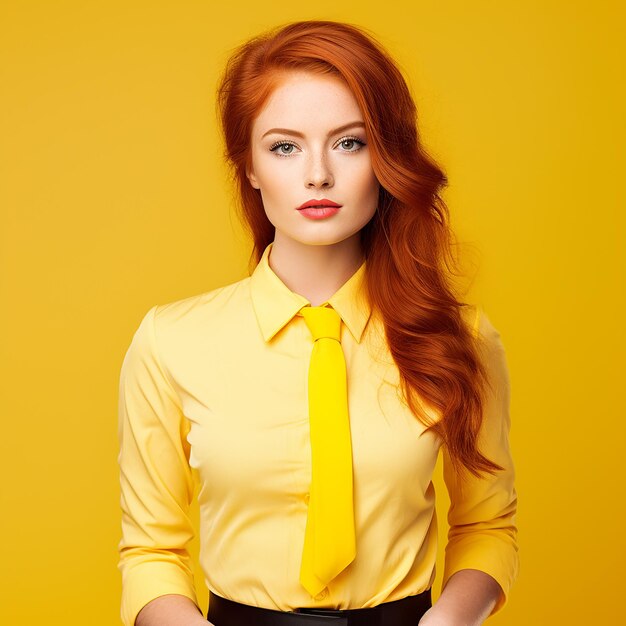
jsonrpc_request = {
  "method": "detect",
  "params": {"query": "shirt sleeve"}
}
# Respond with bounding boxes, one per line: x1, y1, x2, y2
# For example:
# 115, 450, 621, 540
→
441, 307, 519, 615
117, 304, 200, 626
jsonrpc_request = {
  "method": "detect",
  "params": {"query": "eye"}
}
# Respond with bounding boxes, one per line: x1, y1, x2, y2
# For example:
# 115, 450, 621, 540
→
335, 135, 366, 152
269, 141, 299, 157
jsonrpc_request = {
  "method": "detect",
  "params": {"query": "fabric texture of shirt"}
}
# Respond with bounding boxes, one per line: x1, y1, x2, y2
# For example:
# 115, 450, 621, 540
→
117, 242, 519, 626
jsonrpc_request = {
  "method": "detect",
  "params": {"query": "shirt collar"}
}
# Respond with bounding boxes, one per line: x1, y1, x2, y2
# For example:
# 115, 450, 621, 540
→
249, 242, 372, 344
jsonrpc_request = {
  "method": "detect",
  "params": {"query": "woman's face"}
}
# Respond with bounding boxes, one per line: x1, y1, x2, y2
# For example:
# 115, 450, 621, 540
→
247, 71, 380, 250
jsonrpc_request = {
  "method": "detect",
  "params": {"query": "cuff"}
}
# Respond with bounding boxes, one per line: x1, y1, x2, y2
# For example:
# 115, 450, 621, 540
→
120, 559, 200, 626
442, 535, 519, 615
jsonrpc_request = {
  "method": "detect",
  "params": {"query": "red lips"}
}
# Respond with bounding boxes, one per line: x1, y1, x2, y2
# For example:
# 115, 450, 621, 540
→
297, 198, 342, 210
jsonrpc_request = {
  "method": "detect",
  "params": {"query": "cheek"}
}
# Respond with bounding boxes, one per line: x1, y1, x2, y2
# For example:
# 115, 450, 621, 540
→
360, 171, 381, 221
354, 166, 380, 202
256, 158, 296, 196
253, 159, 301, 224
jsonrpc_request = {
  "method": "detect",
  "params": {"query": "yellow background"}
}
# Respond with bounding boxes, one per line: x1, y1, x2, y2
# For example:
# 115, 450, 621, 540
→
1, 1, 624, 624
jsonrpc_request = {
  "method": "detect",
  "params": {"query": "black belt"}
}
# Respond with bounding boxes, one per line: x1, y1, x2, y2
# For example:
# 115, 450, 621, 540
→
207, 588, 432, 625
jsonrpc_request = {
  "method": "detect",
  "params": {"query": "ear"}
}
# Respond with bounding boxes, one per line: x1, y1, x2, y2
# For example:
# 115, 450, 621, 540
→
246, 165, 260, 190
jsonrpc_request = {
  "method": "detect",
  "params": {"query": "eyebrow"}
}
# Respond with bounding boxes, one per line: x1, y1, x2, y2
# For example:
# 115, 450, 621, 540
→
261, 121, 366, 140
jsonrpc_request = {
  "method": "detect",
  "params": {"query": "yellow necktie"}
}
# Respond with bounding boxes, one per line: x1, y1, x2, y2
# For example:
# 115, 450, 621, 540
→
299, 304, 356, 598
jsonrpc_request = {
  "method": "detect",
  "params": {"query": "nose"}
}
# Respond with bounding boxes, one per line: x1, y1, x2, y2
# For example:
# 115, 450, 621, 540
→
305, 151, 334, 189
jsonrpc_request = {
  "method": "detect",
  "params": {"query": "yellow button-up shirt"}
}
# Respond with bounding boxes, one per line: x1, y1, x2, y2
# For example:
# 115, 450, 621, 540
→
117, 242, 519, 626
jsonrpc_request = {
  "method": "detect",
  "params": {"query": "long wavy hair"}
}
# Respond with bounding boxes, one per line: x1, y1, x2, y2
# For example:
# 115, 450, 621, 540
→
216, 20, 502, 479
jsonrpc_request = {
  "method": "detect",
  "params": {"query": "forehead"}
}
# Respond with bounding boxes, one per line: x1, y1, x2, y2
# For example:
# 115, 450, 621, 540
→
252, 71, 363, 133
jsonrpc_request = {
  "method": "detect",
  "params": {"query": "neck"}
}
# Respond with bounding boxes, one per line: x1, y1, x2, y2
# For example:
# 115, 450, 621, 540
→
268, 233, 365, 306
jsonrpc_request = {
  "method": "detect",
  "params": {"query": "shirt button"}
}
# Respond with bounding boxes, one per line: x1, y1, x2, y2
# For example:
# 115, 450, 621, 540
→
304, 493, 310, 504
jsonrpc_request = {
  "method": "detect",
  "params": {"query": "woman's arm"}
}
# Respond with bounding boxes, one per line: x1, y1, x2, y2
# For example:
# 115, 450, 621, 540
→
117, 306, 201, 625
418, 569, 502, 626
435, 309, 519, 621
135, 594, 211, 626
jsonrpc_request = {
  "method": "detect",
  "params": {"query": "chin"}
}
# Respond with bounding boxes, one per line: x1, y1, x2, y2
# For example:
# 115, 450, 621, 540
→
298, 234, 360, 248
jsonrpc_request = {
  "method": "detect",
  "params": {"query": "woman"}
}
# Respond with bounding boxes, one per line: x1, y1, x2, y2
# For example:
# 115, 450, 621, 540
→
117, 19, 518, 626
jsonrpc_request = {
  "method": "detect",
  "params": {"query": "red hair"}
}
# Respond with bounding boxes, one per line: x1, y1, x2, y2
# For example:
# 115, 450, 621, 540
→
216, 20, 502, 478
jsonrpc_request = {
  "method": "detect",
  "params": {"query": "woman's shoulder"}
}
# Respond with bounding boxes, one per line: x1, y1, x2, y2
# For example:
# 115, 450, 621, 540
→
461, 304, 502, 344
463, 305, 509, 394
461, 305, 508, 379
153, 274, 252, 322
125, 274, 254, 366
460, 303, 481, 338
124, 275, 254, 350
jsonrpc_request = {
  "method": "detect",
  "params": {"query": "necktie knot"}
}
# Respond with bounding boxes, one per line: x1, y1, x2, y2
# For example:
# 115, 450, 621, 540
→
300, 305, 341, 343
